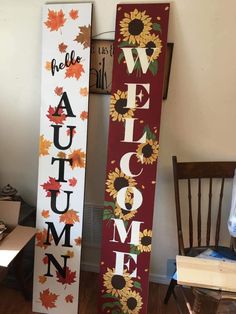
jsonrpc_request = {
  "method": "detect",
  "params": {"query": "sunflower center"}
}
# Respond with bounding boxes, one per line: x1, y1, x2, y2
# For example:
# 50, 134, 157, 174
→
115, 98, 129, 115
127, 297, 138, 310
146, 41, 156, 57
111, 274, 126, 290
142, 144, 153, 158
128, 19, 144, 36
141, 235, 152, 246
114, 177, 129, 191
121, 202, 132, 215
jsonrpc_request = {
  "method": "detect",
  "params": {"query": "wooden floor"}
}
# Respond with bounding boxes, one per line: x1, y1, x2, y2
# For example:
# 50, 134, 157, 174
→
0, 271, 182, 314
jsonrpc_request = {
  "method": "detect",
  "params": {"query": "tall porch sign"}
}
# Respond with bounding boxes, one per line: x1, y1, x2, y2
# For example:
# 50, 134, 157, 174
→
33, 3, 92, 313
99, 4, 170, 313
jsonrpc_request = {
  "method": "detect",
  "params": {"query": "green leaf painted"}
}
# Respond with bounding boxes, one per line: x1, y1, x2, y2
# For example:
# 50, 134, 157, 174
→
144, 125, 157, 141
153, 23, 162, 33
102, 293, 118, 299
130, 244, 141, 255
149, 60, 158, 76
118, 41, 136, 48
104, 201, 115, 209
103, 209, 115, 220
102, 301, 121, 310
118, 51, 124, 64
134, 281, 142, 290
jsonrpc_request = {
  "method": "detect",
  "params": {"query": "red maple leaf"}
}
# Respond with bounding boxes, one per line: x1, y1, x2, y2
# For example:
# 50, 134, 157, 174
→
54, 86, 63, 96
46, 105, 66, 125
69, 177, 77, 187
40, 288, 58, 309
56, 266, 76, 285
65, 294, 74, 303
58, 42, 67, 53
43, 256, 49, 264
44, 9, 66, 31
66, 127, 76, 137
69, 9, 78, 20
41, 177, 61, 197
65, 62, 84, 80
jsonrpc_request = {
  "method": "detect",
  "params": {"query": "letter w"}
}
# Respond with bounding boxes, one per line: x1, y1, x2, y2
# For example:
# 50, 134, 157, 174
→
110, 218, 143, 245
121, 47, 158, 74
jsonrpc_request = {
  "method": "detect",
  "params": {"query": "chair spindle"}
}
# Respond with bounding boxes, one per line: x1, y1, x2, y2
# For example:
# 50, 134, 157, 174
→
206, 178, 213, 246
198, 178, 201, 246
188, 179, 193, 248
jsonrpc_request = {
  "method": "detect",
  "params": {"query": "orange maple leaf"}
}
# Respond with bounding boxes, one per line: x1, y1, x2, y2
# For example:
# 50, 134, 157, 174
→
39, 135, 52, 156
41, 210, 50, 219
41, 177, 61, 197
80, 87, 88, 97
45, 61, 51, 71
36, 229, 52, 249
47, 105, 66, 125
68, 149, 86, 169
54, 86, 63, 96
57, 151, 67, 159
74, 236, 82, 246
68, 177, 77, 187
69, 9, 78, 20
65, 294, 74, 303
59, 209, 80, 224
65, 62, 84, 80
44, 9, 66, 32
58, 42, 67, 53
39, 275, 47, 284
80, 111, 88, 121
40, 288, 58, 310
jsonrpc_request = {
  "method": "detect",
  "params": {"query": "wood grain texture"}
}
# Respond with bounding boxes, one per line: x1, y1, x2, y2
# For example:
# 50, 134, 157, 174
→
0, 271, 180, 314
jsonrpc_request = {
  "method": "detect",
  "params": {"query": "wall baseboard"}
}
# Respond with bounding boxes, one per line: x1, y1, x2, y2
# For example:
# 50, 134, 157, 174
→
81, 261, 170, 285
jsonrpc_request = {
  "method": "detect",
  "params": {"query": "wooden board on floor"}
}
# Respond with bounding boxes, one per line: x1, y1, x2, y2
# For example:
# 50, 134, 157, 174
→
177, 255, 236, 292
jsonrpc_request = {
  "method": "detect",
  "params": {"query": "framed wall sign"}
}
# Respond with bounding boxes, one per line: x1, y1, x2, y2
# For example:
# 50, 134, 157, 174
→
98, 3, 170, 314
33, 3, 92, 313
90, 40, 173, 99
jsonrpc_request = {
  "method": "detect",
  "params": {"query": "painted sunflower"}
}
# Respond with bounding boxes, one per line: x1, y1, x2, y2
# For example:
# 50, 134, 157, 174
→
110, 90, 135, 122
114, 191, 137, 221
137, 229, 152, 252
106, 168, 136, 199
103, 268, 133, 297
120, 9, 152, 45
136, 139, 159, 165
120, 290, 143, 314
140, 33, 162, 62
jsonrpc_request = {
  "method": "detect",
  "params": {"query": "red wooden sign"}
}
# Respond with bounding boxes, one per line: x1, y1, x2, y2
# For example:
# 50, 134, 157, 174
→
98, 3, 170, 314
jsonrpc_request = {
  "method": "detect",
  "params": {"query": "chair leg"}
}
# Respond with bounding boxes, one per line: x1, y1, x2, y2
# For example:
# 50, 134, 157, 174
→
164, 278, 177, 304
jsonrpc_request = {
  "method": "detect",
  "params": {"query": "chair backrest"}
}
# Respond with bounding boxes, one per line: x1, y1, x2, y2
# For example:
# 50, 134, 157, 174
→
172, 156, 236, 255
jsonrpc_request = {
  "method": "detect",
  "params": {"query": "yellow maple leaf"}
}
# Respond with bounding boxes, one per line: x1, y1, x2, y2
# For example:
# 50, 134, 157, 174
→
39, 135, 52, 156
66, 250, 74, 258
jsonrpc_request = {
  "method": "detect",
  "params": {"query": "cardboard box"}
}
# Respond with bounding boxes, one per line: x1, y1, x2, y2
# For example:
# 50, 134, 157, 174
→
0, 201, 35, 267
177, 255, 236, 292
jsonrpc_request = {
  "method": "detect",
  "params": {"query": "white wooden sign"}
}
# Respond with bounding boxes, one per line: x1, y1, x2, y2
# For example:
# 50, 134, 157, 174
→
33, 3, 92, 313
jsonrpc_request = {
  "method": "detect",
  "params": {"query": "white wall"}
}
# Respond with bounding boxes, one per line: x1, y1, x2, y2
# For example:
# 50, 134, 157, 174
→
1, 0, 236, 282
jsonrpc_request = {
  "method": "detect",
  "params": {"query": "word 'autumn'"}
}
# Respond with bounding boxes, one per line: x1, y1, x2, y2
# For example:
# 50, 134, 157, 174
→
43, 92, 78, 278
51, 50, 82, 76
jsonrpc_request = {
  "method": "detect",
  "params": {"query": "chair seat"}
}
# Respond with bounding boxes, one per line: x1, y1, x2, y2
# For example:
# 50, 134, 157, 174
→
185, 246, 236, 259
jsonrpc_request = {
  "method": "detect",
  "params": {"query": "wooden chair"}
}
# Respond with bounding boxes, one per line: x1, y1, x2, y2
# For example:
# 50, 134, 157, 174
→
164, 156, 236, 313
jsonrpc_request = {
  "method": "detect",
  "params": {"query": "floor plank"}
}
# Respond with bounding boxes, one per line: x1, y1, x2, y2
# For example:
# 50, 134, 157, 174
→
0, 271, 179, 313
